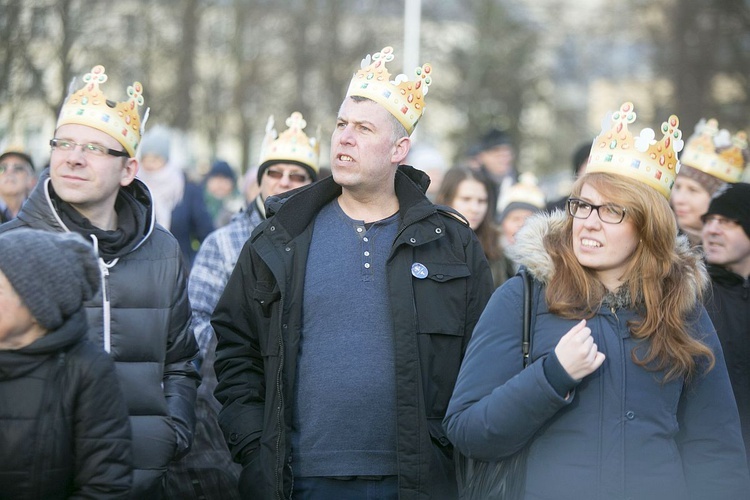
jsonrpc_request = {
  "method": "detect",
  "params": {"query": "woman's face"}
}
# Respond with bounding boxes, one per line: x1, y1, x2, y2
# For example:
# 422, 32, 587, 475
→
572, 183, 639, 291
670, 176, 711, 235
0, 269, 42, 349
451, 178, 489, 230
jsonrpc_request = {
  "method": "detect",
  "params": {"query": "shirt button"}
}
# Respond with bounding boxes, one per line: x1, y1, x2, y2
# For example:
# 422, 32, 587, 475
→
364, 251, 370, 257
410, 237, 417, 244
364, 263, 371, 269
435, 228, 442, 234
363, 237, 369, 242
356, 227, 363, 233
626, 411, 635, 420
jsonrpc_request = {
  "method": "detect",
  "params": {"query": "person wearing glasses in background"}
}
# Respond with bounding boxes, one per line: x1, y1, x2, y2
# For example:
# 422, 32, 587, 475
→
0, 147, 36, 223
0, 65, 200, 499
445, 103, 750, 500
170, 112, 318, 499
701, 182, 750, 468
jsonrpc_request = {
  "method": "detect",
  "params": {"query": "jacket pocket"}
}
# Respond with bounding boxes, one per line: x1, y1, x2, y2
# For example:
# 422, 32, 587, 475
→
413, 262, 470, 415
413, 262, 470, 335
251, 282, 281, 356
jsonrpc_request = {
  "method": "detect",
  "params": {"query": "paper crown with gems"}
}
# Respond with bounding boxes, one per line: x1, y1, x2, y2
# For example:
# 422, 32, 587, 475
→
680, 118, 748, 183
587, 102, 683, 199
346, 46, 432, 136
56, 65, 147, 158
258, 112, 320, 182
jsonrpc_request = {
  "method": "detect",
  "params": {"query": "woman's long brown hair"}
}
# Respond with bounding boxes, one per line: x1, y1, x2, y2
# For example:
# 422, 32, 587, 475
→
545, 172, 714, 381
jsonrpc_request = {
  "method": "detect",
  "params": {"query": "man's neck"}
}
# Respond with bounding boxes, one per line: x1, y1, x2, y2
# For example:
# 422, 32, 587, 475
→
70, 203, 119, 231
727, 258, 750, 280
337, 189, 399, 224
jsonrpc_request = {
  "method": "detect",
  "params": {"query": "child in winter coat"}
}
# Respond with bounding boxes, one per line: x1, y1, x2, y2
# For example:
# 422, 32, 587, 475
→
0, 229, 132, 499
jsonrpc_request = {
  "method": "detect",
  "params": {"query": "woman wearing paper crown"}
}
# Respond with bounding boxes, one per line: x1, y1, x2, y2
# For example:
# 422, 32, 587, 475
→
670, 118, 749, 246
0, 65, 200, 499
213, 47, 494, 499
445, 102, 750, 499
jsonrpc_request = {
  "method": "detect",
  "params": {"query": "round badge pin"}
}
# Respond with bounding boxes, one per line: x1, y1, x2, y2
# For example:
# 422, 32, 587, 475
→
411, 262, 429, 279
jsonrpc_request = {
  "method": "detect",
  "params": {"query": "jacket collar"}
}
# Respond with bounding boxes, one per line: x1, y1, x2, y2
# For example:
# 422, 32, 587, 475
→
264, 165, 433, 239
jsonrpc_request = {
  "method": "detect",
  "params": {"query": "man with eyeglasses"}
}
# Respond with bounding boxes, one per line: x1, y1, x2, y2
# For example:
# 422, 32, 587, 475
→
0, 65, 200, 499
701, 182, 750, 468
170, 112, 318, 499
0, 148, 36, 223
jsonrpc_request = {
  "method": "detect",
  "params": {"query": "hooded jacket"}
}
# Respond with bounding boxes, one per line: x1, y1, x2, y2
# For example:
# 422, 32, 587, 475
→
212, 166, 494, 500
0, 169, 200, 497
444, 211, 750, 500
0, 310, 132, 499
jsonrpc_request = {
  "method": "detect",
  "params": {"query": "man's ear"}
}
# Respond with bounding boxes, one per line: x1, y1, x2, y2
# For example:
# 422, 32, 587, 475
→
391, 136, 411, 165
120, 157, 139, 187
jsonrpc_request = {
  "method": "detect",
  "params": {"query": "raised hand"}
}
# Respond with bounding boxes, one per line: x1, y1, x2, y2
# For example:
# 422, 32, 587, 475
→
554, 319, 606, 381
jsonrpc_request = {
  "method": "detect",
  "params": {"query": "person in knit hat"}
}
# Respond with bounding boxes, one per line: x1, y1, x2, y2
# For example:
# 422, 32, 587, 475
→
138, 125, 214, 268
0, 229, 132, 498
0, 147, 36, 223
202, 159, 243, 228
701, 182, 750, 466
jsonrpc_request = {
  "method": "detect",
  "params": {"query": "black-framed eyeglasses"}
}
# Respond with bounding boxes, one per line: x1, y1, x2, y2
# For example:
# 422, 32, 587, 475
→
265, 168, 309, 183
50, 138, 129, 158
567, 198, 627, 224
0, 162, 30, 175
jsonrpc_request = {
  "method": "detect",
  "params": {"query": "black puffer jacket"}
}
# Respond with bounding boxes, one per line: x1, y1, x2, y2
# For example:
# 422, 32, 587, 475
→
213, 166, 494, 500
0, 310, 132, 499
0, 170, 200, 497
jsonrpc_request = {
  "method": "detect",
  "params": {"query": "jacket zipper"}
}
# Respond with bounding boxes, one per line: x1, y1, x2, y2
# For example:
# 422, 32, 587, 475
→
98, 258, 113, 353
275, 299, 288, 499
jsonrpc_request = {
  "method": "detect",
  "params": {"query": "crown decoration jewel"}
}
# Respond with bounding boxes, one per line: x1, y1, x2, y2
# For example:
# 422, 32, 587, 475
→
587, 102, 683, 199
346, 46, 432, 135
259, 111, 320, 174
680, 118, 748, 183
56, 65, 147, 157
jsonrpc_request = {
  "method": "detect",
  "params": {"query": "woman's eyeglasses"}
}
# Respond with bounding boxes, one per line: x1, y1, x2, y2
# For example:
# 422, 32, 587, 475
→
567, 198, 627, 224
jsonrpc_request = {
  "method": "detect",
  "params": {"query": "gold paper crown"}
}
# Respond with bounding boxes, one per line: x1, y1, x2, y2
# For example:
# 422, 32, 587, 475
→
259, 112, 320, 174
680, 118, 748, 183
587, 102, 683, 199
499, 172, 546, 213
346, 46, 432, 135
56, 65, 147, 157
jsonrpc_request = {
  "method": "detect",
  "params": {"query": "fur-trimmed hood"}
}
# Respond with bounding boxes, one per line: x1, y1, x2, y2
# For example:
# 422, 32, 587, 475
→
507, 210, 709, 296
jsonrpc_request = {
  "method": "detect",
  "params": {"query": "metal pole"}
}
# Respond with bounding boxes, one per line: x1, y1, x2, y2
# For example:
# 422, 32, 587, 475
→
403, 0, 422, 140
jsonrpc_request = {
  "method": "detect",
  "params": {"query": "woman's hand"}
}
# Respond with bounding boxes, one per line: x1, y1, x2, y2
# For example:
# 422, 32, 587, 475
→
555, 319, 606, 381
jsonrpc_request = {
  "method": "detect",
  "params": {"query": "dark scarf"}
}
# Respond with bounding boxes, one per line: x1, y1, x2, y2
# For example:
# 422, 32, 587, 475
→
54, 188, 147, 260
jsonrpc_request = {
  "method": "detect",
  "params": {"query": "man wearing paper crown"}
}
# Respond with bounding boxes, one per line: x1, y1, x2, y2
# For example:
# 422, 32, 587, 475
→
0, 65, 200, 499
213, 47, 494, 499
175, 112, 317, 498
671, 118, 749, 245
445, 102, 750, 499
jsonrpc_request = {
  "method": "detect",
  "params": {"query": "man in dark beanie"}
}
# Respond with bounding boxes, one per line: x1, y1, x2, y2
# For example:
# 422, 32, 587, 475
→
701, 181, 750, 467
0, 229, 132, 498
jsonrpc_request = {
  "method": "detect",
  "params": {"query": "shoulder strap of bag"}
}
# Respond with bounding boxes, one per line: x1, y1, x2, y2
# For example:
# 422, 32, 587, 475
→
521, 267, 533, 368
